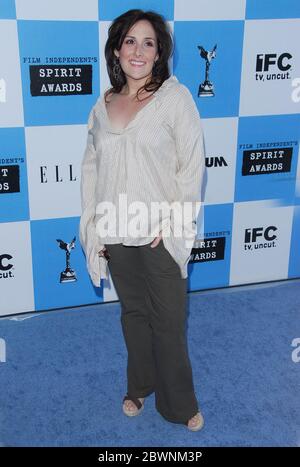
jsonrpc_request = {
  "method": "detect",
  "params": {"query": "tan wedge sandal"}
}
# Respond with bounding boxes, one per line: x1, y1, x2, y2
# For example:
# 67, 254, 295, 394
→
186, 411, 204, 431
122, 394, 145, 417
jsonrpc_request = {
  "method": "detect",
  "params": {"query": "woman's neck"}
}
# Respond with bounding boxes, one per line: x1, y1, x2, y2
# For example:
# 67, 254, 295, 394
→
121, 74, 152, 98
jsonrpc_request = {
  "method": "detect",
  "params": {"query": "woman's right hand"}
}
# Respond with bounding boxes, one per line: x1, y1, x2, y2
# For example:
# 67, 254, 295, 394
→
98, 246, 110, 262
98, 247, 107, 257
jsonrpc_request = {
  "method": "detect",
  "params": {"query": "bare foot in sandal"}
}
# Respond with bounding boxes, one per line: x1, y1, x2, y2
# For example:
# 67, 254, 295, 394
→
123, 395, 145, 416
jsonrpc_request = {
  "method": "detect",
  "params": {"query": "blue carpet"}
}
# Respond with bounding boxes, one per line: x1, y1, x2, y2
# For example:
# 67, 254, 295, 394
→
0, 280, 299, 447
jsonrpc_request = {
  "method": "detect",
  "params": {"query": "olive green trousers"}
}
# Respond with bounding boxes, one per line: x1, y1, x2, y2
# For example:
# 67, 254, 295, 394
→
104, 241, 199, 424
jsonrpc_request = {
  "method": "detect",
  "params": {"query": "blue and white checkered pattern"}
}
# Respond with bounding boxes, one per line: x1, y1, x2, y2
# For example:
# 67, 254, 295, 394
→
1, 0, 300, 315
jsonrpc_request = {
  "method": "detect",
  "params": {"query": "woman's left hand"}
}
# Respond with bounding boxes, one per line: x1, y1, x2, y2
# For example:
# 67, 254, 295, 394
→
150, 230, 163, 248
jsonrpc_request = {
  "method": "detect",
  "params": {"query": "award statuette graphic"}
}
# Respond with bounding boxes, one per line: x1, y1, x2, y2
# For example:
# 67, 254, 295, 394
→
197, 44, 217, 97
56, 237, 77, 283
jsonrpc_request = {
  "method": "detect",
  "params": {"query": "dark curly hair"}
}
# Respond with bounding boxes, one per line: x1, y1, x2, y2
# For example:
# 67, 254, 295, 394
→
104, 9, 174, 102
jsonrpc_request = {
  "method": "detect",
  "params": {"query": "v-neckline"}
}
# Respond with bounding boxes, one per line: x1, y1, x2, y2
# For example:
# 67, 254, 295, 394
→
102, 91, 156, 133
100, 75, 176, 133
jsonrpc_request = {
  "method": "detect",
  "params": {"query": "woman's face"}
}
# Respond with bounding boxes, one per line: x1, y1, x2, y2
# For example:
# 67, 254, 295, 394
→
114, 19, 159, 84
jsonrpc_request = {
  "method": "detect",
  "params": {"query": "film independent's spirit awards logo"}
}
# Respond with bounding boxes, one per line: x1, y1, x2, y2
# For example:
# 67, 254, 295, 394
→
198, 44, 217, 97
56, 237, 77, 283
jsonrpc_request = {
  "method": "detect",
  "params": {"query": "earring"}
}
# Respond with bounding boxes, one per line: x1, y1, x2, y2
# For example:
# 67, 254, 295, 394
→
112, 57, 122, 82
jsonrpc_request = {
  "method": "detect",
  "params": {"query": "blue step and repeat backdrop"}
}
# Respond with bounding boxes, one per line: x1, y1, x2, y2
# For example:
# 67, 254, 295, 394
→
1, 0, 300, 316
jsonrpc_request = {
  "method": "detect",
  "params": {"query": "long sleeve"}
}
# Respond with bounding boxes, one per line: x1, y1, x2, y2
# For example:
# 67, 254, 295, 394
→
161, 85, 205, 277
173, 86, 205, 247
79, 107, 107, 287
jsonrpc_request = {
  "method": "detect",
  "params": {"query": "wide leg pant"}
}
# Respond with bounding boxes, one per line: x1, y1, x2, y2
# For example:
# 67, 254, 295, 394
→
104, 240, 199, 424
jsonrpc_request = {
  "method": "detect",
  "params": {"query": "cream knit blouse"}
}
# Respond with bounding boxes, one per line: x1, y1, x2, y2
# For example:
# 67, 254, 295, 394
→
79, 75, 205, 287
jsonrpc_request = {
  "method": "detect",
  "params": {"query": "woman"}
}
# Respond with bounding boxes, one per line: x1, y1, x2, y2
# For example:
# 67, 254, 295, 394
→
79, 9, 205, 431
